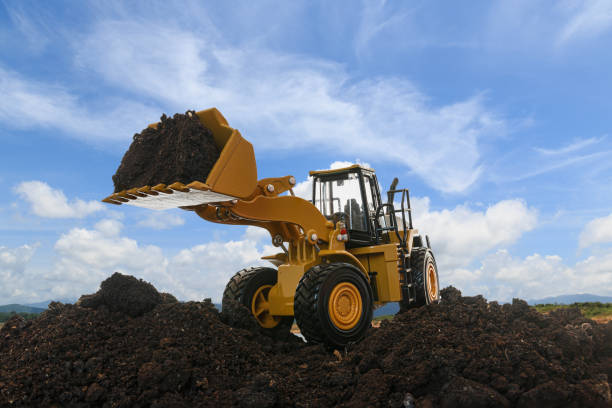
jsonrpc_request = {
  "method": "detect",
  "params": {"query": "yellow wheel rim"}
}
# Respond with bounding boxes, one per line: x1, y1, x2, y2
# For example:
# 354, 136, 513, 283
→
328, 282, 363, 331
251, 285, 281, 328
427, 262, 439, 302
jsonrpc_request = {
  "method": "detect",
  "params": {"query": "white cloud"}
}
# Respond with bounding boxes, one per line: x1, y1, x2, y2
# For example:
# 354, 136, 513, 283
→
0, 244, 39, 302
169, 226, 274, 300
558, 0, 612, 45
15, 181, 104, 218
412, 197, 538, 270
5, 5, 51, 53
292, 178, 313, 201
71, 18, 503, 193
50, 219, 170, 298
354, 1, 413, 57
534, 136, 604, 155
579, 212, 612, 248
138, 213, 185, 230
44, 221, 273, 303
0, 65, 159, 142
486, 0, 612, 51
456, 248, 612, 302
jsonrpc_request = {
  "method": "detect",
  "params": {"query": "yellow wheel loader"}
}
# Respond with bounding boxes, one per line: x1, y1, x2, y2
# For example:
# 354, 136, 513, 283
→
103, 108, 441, 347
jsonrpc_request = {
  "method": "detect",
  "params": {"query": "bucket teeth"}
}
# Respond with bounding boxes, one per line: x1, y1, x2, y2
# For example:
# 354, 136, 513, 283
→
127, 188, 148, 197
168, 182, 189, 192
101, 181, 238, 210
152, 184, 173, 194
186, 181, 209, 191
137, 186, 158, 196
117, 192, 138, 200
102, 197, 123, 205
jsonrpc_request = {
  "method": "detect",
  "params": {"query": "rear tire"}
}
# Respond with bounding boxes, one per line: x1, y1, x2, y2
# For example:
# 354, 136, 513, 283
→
294, 263, 373, 348
222, 267, 293, 336
401, 248, 441, 309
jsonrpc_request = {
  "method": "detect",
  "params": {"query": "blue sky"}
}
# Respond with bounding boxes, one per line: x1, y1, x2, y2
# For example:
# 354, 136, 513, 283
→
1, 0, 612, 304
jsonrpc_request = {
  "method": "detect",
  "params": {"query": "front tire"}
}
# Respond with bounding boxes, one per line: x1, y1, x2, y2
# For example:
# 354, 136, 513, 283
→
222, 267, 293, 336
294, 263, 373, 348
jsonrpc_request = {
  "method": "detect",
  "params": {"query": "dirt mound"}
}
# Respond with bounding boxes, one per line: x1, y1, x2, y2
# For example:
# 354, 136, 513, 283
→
267, 287, 611, 407
1, 279, 610, 407
112, 110, 220, 192
0, 296, 287, 407
78, 272, 163, 317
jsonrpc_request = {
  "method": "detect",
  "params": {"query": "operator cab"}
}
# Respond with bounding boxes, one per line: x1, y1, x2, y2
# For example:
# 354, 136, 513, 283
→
310, 165, 389, 248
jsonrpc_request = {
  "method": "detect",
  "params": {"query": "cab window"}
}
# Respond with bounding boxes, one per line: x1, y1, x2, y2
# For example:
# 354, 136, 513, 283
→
313, 173, 368, 231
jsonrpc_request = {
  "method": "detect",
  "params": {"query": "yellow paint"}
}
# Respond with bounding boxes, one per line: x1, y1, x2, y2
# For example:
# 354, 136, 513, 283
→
251, 285, 281, 328
309, 163, 374, 176
427, 261, 439, 302
328, 282, 363, 330
268, 264, 308, 315
350, 244, 402, 302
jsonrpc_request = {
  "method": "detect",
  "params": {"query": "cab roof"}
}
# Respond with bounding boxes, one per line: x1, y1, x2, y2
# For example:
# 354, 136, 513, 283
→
309, 164, 375, 177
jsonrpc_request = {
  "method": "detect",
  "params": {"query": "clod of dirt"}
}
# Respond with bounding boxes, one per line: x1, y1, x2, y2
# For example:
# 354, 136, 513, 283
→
439, 376, 510, 408
161, 292, 179, 304
220, 298, 262, 332
440, 285, 462, 303
1, 314, 26, 338
78, 272, 165, 317
112, 110, 220, 192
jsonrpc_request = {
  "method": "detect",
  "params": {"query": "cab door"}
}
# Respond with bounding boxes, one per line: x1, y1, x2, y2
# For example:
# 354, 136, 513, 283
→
312, 170, 378, 248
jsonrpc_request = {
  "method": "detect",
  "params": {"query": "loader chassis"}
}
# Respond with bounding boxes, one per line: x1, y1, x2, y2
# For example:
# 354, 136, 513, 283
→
103, 108, 440, 347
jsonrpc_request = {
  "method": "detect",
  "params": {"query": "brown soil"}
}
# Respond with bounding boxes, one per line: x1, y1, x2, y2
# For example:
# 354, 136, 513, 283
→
1, 278, 610, 408
112, 111, 220, 193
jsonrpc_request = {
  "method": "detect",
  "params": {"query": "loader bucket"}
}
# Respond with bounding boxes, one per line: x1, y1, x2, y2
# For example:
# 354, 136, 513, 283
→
102, 108, 258, 210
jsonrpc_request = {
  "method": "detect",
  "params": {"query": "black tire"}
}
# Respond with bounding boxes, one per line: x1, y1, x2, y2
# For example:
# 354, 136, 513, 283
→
402, 248, 441, 309
294, 263, 373, 348
222, 267, 293, 336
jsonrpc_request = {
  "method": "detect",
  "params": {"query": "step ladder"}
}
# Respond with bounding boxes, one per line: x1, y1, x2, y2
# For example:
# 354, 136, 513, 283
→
375, 188, 416, 304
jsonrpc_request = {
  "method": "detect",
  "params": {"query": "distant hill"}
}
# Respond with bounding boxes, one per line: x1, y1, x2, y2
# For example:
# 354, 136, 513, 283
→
25, 299, 75, 309
0, 304, 46, 314
529, 294, 612, 305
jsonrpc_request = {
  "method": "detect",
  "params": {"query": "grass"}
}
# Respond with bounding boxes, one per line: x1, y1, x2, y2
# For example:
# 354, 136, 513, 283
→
0, 312, 40, 323
532, 302, 612, 319
372, 303, 612, 323
373, 315, 394, 321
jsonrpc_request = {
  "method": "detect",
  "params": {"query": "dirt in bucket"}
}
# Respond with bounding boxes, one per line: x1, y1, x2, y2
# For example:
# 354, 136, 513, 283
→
112, 111, 220, 193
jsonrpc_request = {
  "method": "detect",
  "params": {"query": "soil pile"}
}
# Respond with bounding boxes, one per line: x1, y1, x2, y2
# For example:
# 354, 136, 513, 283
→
78, 272, 164, 317
273, 287, 611, 407
0, 278, 298, 407
112, 111, 220, 193
1, 278, 610, 408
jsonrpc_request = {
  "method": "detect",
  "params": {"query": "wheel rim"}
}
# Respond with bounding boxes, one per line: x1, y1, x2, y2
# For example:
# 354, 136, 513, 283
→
328, 282, 363, 331
251, 285, 281, 328
426, 261, 439, 302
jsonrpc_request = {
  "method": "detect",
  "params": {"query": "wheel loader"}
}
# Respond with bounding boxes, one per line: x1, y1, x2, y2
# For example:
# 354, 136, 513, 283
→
103, 108, 441, 347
